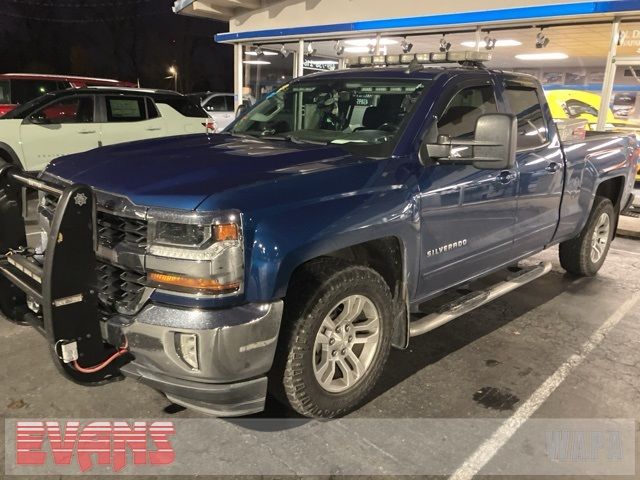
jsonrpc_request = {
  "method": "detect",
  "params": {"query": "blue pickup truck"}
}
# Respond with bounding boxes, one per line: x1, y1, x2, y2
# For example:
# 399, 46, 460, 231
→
0, 56, 637, 418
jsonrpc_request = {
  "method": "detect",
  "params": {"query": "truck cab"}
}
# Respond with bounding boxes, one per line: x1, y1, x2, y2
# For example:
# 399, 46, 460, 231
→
0, 53, 636, 418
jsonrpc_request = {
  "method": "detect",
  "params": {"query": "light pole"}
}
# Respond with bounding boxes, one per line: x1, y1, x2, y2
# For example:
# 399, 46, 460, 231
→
168, 66, 178, 92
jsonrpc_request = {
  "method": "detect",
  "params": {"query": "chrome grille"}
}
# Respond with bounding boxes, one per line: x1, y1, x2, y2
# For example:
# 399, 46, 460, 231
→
96, 262, 147, 314
40, 192, 149, 315
97, 212, 148, 250
42, 193, 148, 251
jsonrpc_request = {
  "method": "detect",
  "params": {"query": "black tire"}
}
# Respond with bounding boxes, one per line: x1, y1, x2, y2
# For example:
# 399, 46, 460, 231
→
559, 196, 615, 276
271, 257, 393, 418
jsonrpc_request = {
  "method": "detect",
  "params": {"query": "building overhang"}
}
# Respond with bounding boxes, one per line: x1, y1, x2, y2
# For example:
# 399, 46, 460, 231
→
173, 0, 264, 22
199, 0, 640, 43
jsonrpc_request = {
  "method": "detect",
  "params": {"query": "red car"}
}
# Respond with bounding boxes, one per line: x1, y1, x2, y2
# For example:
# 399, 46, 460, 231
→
0, 74, 137, 116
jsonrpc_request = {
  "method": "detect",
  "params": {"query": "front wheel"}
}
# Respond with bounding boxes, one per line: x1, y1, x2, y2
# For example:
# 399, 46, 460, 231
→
559, 196, 615, 276
273, 258, 393, 418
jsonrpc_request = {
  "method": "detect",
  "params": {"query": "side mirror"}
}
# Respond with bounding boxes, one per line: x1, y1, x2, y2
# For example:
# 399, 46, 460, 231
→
422, 113, 517, 170
27, 112, 50, 125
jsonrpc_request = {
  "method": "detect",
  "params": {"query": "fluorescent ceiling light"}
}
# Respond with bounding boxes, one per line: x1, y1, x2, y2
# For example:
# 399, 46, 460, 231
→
306, 60, 339, 65
243, 60, 271, 65
515, 52, 568, 60
461, 39, 522, 48
245, 50, 278, 56
345, 38, 398, 46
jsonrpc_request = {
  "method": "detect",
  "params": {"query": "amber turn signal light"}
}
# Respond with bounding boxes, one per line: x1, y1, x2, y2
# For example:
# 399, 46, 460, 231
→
214, 223, 239, 241
149, 272, 240, 293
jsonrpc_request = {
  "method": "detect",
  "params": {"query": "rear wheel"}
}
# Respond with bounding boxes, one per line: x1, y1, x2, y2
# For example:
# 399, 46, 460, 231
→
559, 196, 615, 276
272, 258, 393, 418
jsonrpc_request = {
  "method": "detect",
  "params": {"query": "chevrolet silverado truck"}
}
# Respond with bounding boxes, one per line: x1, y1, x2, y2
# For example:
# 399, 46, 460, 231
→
0, 53, 637, 418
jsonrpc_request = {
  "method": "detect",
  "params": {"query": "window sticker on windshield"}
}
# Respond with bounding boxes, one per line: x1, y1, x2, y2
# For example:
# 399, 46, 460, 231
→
355, 94, 374, 107
109, 99, 141, 118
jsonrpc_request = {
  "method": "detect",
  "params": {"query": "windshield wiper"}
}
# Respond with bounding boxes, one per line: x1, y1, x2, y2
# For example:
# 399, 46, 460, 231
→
261, 135, 328, 146
228, 132, 257, 140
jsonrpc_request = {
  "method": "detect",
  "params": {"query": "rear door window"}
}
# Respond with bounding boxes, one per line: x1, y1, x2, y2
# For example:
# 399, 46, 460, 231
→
146, 98, 160, 119
105, 96, 146, 122
504, 86, 548, 150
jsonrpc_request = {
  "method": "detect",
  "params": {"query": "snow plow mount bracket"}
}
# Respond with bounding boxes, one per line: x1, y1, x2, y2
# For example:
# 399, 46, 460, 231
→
0, 162, 125, 384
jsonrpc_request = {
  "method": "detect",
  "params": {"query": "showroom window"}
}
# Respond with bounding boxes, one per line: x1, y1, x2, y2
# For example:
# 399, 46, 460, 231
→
438, 85, 498, 139
36, 96, 94, 124
105, 96, 146, 122
504, 86, 548, 150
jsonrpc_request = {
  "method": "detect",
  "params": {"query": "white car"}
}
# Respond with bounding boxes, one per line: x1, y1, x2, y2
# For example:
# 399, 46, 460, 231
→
0, 87, 214, 171
188, 92, 237, 131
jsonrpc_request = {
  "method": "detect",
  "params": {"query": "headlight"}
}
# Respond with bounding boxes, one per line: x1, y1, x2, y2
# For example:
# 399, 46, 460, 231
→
146, 210, 243, 296
154, 222, 212, 247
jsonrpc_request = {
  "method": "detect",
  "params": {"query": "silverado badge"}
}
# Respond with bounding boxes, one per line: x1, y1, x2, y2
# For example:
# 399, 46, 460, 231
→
427, 239, 468, 258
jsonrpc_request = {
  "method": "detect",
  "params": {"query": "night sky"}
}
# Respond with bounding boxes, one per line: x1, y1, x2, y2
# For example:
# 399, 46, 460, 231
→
0, 0, 234, 93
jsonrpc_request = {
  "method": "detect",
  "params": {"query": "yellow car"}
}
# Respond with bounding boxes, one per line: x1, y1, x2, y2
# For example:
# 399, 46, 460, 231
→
545, 89, 640, 132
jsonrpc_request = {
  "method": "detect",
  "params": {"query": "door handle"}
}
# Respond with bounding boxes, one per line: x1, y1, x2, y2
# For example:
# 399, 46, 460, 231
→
545, 162, 560, 174
146, 127, 162, 131
78, 130, 96, 134
496, 170, 517, 184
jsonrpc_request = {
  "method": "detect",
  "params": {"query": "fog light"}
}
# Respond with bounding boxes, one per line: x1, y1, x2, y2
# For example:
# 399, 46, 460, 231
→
175, 333, 199, 370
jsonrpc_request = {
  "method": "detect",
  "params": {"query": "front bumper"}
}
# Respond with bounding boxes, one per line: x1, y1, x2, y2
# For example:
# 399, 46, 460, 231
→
102, 300, 283, 416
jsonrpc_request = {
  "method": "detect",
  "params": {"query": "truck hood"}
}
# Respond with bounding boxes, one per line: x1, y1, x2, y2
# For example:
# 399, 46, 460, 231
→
44, 134, 372, 211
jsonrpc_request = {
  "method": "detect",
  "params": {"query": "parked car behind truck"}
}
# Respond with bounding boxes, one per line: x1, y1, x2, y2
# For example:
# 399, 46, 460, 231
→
0, 73, 137, 117
0, 87, 213, 171
187, 92, 237, 131
0, 55, 636, 418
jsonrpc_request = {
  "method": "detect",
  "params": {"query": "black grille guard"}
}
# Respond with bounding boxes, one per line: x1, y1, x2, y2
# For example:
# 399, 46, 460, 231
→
0, 162, 128, 385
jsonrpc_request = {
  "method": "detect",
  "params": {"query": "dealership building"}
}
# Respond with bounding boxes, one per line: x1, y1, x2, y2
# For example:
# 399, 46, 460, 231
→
174, 0, 640, 128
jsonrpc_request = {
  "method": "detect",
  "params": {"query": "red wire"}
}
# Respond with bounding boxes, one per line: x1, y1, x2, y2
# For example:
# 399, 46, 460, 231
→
72, 338, 129, 374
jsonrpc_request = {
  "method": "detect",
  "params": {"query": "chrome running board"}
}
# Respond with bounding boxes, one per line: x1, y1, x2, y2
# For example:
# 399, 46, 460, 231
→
409, 262, 553, 338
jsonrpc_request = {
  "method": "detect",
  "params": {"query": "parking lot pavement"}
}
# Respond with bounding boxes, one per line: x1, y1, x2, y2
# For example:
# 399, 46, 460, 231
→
1, 237, 639, 479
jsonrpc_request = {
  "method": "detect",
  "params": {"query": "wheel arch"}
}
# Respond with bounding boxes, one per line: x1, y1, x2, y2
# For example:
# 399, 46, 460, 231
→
594, 175, 626, 239
0, 142, 22, 169
284, 236, 410, 350
594, 175, 625, 210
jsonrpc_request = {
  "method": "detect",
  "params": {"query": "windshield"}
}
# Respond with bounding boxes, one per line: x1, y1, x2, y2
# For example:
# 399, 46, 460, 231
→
230, 78, 429, 157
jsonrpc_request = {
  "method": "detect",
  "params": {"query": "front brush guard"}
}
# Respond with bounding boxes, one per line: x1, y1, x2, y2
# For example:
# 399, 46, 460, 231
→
0, 162, 126, 384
